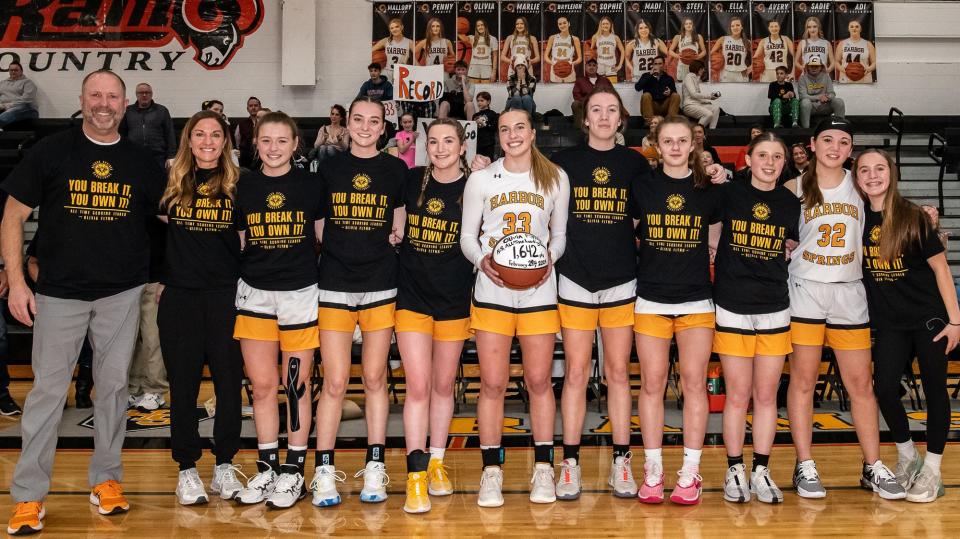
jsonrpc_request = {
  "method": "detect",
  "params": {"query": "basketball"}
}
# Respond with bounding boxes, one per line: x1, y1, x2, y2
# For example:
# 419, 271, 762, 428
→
680, 49, 697, 65
457, 16, 470, 35
845, 61, 866, 81
491, 233, 550, 290
554, 60, 573, 79
710, 50, 723, 76
371, 48, 387, 69
444, 56, 456, 73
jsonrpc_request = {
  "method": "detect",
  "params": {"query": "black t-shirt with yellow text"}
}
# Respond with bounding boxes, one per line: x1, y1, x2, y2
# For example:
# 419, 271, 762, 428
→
635, 168, 721, 303
235, 168, 323, 291
552, 144, 650, 292
164, 168, 242, 290
1, 128, 164, 301
714, 181, 800, 314
862, 209, 946, 330
318, 151, 407, 292
398, 167, 473, 320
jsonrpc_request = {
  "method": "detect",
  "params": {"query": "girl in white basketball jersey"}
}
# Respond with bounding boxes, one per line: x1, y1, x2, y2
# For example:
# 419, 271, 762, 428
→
795, 16, 835, 76
501, 17, 540, 78
669, 18, 706, 83
625, 19, 669, 82
459, 19, 498, 83
544, 16, 582, 83
416, 18, 455, 68
709, 17, 751, 82
590, 16, 625, 82
372, 18, 413, 82
754, 20, 795, 83
836, 20, 876, 84
460, 108, 570, 508
781, 117, 904, 501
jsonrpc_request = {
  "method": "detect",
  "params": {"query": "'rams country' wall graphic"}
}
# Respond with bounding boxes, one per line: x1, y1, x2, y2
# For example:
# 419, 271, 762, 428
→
0, 0, 263, 71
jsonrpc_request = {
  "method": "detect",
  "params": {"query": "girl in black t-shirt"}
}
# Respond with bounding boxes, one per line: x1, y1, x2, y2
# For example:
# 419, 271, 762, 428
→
156, 110, 244, 506
396, 119, 474, 514
855, 149, 959, 503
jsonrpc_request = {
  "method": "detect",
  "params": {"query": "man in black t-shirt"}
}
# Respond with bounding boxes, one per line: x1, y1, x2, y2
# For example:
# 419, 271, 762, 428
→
2, 70, 164, 535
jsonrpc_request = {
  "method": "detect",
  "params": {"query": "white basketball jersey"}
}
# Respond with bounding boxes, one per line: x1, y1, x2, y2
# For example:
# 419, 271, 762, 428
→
426, 38, 450, 66
632, 38, 660, 81
472, 35, 496, 62
679, 35, 699, 54
722, 36, 748, 72
789, 170, 865, 283
596, 34, 618, 66
801, 37, 829, 66
761, 36, 788, 71
511, 35, 531, 59
839, 38, 867, 67
552, 34, 574, 62
385, 37, 412, 72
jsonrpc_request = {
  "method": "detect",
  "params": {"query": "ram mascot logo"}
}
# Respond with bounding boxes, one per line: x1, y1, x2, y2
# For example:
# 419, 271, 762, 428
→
177, 0, 264, 68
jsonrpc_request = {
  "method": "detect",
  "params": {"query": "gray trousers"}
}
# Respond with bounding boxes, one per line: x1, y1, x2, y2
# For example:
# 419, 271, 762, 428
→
799, 97, 846, 128
11, 286, 142, 501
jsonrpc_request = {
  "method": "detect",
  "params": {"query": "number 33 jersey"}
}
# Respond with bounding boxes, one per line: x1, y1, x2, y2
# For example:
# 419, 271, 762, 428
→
788, 170, 865, 283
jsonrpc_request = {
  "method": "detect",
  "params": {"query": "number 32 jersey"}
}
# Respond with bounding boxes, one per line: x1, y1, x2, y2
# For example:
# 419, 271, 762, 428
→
788, 170, 865, 283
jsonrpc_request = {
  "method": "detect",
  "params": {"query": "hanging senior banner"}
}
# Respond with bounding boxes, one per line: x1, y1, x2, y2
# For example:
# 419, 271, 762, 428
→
500, 2, 543, 81
542, 1, 584, 83
708, 1, 752, 82
372, 2, 416, 82
666, 1, 709, 82
394, 64, 446, 101
414, 118, 477, 166
793, 0, 835, 79
415, 2, 458, 72
457, 1, 500, 82
834, 1, 876, 84
583, 2, 627, 82
750, 1, 794, 83
625, 1, 670, 82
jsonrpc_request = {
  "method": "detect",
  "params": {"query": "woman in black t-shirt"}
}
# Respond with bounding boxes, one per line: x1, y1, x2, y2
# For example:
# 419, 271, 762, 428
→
396, 119, 474, 514
156, 110, 244, 506
855, 149, 959, 503
232, 112, 323, 509
710, 133, 800, 504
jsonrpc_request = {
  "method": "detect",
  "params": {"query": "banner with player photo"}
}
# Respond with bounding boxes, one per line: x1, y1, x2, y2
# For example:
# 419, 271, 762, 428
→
751, 1, 794, 83
371, 2, 416, 82
793, 1, 834, 79
500, 2, 543, 81
625, 2, 670, 82
415, 2, 458, 72
834, 1, 876, 83
541, 2, 584, 83
708, 2, 752, 82
666, 1, 709, 82
583, 2, 627, 82
457, 1, 500, 82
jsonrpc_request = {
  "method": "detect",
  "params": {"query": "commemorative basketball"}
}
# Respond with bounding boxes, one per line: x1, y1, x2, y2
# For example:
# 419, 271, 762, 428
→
491, 233, 550, 290
845, 61, 866, 81
553, 60, 573, 78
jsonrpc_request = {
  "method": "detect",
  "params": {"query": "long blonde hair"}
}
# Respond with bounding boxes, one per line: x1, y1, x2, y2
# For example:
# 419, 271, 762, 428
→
161, 110, 239, 211
418, 118, 470, 207
500, 108, 562, 194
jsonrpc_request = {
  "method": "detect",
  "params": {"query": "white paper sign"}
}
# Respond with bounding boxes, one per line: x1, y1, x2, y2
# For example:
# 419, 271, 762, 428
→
414, 119, 477, 167
382, 100, 399, 125
393, 64, 445, 102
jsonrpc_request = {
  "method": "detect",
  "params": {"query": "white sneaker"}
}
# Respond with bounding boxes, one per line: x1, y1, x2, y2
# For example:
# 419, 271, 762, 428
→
477, 466, 504, 508
135, 392, 165, 412
176, 468, 208, 505
354, 461, 389, 503
723, 463, 750, 503
237, 465, 278, 504
127, 394, 139, 408
608, 453, 638, 498
265, 471, 306, 509
751, 465, 783, 504
211, 464, 244, 500
310, 465, 346, 507
530, 463, 556, 504
555, 458, 581, 500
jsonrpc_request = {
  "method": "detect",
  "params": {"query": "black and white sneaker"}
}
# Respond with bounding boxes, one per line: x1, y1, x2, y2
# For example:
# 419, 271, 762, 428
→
723, 463, 750, 503
750, 465, 783, 504
793, 460, 826, 499
0, 393, 22, 416
861, 460, 906, 500
265, 471, 306, 509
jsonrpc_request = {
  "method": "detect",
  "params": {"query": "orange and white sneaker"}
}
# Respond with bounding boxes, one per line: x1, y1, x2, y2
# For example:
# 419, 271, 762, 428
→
670, 466, 703, 505
7, 502, 44, 535
427, 458, 453, 496
637, 460, 665, 504
90, 480, 130, 515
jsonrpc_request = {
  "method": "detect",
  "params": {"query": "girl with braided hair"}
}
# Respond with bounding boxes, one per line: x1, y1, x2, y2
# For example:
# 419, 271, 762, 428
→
397, 118, 474, 514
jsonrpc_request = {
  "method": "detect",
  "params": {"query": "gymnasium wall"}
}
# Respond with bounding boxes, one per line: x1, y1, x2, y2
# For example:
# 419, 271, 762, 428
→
5, 0, 959, 120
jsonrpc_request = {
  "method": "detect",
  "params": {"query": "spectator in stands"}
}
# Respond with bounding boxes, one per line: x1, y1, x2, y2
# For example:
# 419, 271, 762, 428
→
634, 56, 680, 125
790, 142, 811, 177
692, 124, 721, 165
0, 62, 38, 128
797, 57, 845, 128
506, 54, 537, 114
233, 96, 260, 168
439, 61, 475, 120
395, 112, 418, 168
473, 91, 499, 159
311, 104, 349, 165
357, 62, 394, 102
701, 150, 733, 181
768, 66, 799, 128
119, 83, 177, 169
641, 115, 663, 149
571, 58, 613, 125
681, 60, 720, 129
734, 125, 765, 171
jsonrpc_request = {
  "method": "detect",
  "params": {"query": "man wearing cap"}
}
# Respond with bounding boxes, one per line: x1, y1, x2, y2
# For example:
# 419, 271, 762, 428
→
797, 57, 845, 128
571, 58, 613, 124
506, 54, 537, 114
634, 56, 680, 126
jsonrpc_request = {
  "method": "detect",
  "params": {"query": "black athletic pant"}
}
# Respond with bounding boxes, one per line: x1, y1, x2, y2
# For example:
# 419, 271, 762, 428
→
158, 286, 243, 468
872, 322, 951, 455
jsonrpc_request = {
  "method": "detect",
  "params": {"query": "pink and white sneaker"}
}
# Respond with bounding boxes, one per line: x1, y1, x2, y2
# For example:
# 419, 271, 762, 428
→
637, 460, 665, 504
670, 466, 703, 505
